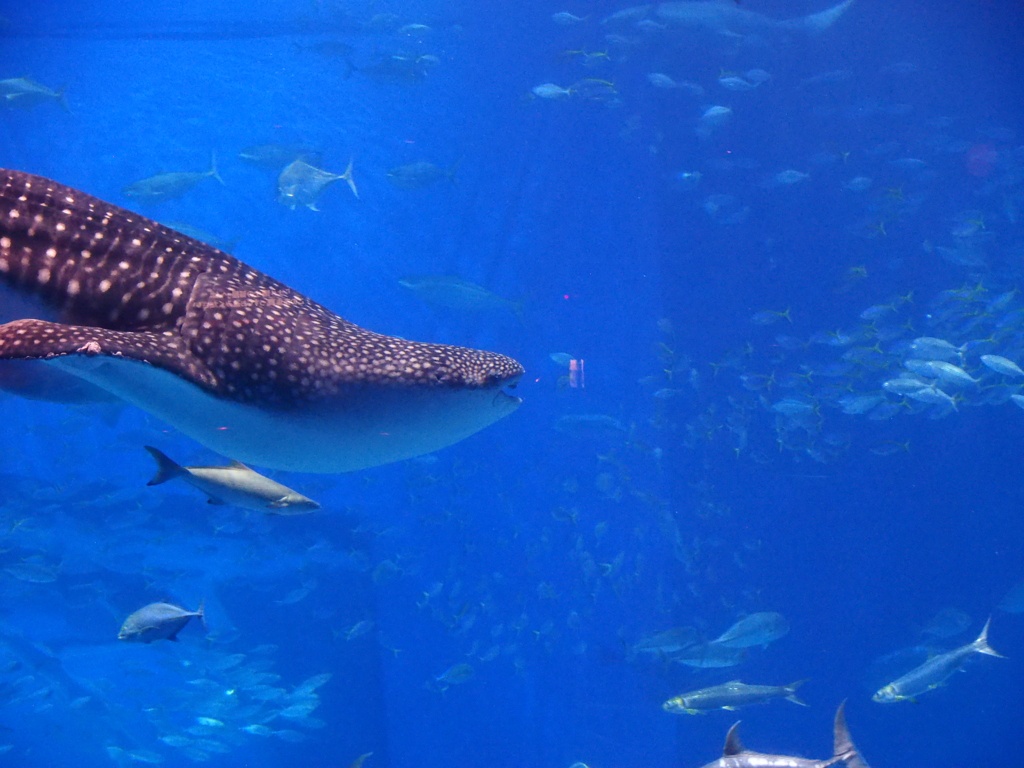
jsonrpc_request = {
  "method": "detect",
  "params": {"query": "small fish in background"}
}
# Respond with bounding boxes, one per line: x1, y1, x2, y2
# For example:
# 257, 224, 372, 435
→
119, 601, 206, 643
397, 23, 432, 36
717, 74, 756, 91
744, 68, 772, 85
873, 617, 1004, 703
980, 354, 1024, 377
552, 11, 587, 25
277, 158, 357, 210
123, 151, 224, 204
532, 83, 574, 99
387, 159, 459, 190
398, 274, 522, 316
751, 308, 792, 325
663, 679, 808, 714
696, 105, 732, 138
712, 611, 789, 648
919, 607, 972, 640
238, 143, 323, 170
348, 52, 438, 84
632, 626, 701, 657
0, 76, 70, 112
344, 619, 375, 641
844, 176, 873, 192
998, 579, 1024, 613
772, 169, 810, 185
647, 72, 679, 88
143, 446, 321, 514
431, 662, 474, 691
673, 642, 747, 669
3, 559, 60, 583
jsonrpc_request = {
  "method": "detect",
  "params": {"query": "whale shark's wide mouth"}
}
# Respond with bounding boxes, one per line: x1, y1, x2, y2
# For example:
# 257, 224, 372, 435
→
494, 374, 523, 408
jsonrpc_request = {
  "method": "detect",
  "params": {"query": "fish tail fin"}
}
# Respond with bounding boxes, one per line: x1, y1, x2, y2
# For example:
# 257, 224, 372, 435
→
833, 700, 871, 768
57, 83, 73, 114
196, 599, 208, 632
209, 150, 225, 185
786, 679, 810, 706
341, 157, 358, 198
144, 446, 186, 485
973, 616, 1005, 658
343, 59, 357, 79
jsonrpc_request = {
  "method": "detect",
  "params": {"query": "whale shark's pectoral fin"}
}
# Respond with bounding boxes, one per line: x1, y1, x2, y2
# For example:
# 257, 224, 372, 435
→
0, 318, 217, 389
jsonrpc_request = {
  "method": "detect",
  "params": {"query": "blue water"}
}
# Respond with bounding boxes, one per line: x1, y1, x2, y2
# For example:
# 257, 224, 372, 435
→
0, 0, 1022, 765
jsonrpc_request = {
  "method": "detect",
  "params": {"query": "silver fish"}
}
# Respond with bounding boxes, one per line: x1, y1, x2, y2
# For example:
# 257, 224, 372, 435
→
119, 601, 205, 643
0, 77, 70, 112
663, 679, 808, 714
696, 702, 870, 768
712, 612, 789, 648
144, 446, 321, 513
277, 158, 358, 210
873, 618, 1003, 703
0, 170, 524, 473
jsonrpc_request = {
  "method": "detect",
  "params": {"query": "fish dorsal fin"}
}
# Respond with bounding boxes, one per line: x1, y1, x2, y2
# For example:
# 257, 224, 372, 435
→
227, 460, 249, 469
725, 679, 742, 685
723, 722, 744, 755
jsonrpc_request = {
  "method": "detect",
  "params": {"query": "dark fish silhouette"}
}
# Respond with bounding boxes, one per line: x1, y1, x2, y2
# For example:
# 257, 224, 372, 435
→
123, 152, 224, 204
387, 160, 458, 190
0, 169, 523, 472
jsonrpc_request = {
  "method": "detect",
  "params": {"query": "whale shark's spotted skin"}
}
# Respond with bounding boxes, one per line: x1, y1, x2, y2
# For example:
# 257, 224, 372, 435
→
0, 169, 523, 472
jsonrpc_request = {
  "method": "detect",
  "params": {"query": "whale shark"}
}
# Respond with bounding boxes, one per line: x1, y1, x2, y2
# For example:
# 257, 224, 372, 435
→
604, 0, 855, 37
0, 169, 523, 472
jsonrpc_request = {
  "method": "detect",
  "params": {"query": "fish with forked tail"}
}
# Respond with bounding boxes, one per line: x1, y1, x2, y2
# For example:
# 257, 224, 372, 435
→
123, 151, 224, 204
144, 446, 321, 514
0, 77, 71, 112
0, 169, 523, 473
663, 679, 808, 714
697, 702, 871, 768
873, 617, 1004, 703
119, 601, 206, 643
277, 158, 358, 209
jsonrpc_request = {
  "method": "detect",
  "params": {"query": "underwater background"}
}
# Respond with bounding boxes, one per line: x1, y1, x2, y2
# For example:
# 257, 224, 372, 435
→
0, 0, 1023, 766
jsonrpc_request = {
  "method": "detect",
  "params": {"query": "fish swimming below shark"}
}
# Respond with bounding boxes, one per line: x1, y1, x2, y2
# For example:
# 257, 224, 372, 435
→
144, 445, 322, 513
603, 0, 855, 37
698, 701, 871, 768
0, 169, 523, 472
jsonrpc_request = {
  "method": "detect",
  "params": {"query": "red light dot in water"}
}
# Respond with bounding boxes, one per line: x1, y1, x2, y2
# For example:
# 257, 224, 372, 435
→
965, 143, 998, 177
563, 294, 570, 300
